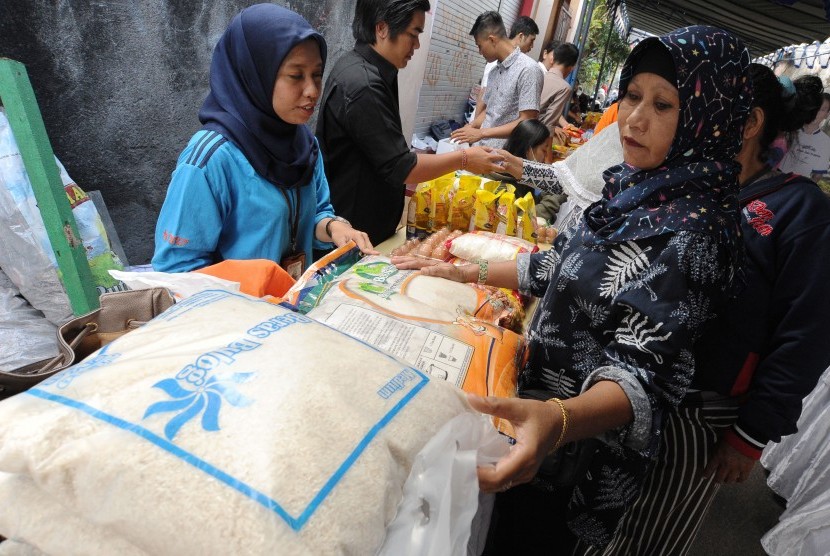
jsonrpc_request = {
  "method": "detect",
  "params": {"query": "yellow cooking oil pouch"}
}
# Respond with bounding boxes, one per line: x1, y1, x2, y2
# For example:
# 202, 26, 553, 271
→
411, 180, 434, 238
515, 191, 538, 243
473, 189, 501, 233
480, 179, 501, 193
494, 182, 516, 196
458, 174, 482, 191
431, 175, 454, 231
495, 191, 516, 236
449, 182, 477, 232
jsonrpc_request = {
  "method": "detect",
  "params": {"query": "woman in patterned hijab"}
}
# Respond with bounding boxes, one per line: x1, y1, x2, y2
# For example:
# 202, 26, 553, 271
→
394, 25, 752, 552
585, 26, 751, 264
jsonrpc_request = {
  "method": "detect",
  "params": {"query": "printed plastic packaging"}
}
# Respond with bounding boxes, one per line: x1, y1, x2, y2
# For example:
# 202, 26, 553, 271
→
284, 249, 525, 423
0, 290, 475, 555
448, 231, 539, 263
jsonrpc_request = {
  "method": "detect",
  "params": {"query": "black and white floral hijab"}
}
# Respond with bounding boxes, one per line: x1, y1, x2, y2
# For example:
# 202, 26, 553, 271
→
585, 26, 752, 269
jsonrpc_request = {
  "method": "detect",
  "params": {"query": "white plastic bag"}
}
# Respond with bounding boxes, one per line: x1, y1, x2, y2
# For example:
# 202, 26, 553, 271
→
0, 110, 124, 325
550, 122, 624, 230
108, 269, 240, 301
0, 267, 59, 371
436, 138, 470, 155
760, 365, 830, 555
378, 412, 509, 556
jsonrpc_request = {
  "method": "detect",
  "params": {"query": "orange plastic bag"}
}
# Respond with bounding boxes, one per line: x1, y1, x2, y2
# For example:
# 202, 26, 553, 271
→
195, 259, 295, 299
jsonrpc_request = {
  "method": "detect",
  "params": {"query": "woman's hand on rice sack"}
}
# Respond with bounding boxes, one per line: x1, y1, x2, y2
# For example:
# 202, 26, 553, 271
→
466, 394, 563, 493
329, 221, 379, 255
703, 437, 756, 484
391, 256, 475, 283
464, 146, 506, 175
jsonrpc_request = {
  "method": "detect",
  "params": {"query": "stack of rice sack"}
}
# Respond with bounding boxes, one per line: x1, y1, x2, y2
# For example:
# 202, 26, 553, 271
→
0, 290, 474, 555
284, 248, 526, 415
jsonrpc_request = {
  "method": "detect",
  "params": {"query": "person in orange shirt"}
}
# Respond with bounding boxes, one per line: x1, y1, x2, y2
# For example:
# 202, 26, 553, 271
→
592, 101, 619, 135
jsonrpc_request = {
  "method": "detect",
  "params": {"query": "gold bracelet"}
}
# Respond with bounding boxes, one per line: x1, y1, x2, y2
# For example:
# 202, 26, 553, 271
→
546, 397, 569, 454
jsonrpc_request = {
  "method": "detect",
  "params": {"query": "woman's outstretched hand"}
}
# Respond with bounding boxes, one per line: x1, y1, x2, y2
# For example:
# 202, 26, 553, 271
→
703, 438, 756, 484
467, 394, 563, 493
391, 256, 474, 283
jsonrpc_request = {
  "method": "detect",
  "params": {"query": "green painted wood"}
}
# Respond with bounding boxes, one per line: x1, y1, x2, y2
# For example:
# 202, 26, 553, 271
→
0, 58, 99, 315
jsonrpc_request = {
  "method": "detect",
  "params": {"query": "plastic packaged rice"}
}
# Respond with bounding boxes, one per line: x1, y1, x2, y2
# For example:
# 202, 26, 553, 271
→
284, 249, 525, 420
0, 290, 473, 555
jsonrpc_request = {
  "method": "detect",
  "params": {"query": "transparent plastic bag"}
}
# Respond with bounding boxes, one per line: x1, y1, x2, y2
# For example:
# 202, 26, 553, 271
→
0, 110, 124, 325
0, 267, 59, 372
378, 412, 510, 556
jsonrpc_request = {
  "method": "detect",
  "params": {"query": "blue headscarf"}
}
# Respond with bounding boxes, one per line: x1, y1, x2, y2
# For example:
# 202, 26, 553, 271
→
585, 26, 752, 261
199, 4, 327, 189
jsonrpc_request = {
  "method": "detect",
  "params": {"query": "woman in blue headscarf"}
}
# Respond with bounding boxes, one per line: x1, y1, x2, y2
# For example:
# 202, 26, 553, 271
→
152, 4, 375, 277
394, 26, 752, 551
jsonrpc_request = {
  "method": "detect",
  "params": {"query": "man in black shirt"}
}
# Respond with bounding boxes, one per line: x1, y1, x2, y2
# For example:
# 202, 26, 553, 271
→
317, 0, 504, 245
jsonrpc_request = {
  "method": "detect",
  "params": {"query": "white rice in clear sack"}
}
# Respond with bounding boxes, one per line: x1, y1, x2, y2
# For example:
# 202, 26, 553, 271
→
0, 290, 471, 555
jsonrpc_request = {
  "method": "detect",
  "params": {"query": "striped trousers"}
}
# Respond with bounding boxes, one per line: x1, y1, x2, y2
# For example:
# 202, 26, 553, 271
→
576, 393, 740, 556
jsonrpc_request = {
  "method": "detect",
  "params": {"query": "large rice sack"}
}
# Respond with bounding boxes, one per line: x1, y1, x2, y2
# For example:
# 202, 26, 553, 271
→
0, 290, 471, 555
285, 252, 525, 415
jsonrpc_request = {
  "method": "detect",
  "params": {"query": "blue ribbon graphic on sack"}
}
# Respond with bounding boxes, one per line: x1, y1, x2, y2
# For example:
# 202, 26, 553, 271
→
143, 372, 254, 440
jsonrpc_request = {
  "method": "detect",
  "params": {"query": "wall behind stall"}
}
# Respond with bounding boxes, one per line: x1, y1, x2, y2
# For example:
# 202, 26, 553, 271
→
0, 0, 356, 266
412, 0, 522, 138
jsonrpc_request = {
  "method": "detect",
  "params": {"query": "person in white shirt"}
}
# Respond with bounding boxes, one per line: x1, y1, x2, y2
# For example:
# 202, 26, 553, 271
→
779, 91, 830, 182
475, 15, 539, 118
454, 12, 543, 148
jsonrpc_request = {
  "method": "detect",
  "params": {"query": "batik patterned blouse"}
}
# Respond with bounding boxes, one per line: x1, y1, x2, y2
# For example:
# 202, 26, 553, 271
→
516, 162, 735, 546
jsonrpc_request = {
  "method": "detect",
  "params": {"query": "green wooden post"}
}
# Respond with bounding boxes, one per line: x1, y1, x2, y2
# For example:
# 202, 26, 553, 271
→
0, 59, 99, 314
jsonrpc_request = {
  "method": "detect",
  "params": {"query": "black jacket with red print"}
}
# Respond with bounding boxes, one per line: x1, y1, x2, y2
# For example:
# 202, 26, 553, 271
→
694, 171, 830, 458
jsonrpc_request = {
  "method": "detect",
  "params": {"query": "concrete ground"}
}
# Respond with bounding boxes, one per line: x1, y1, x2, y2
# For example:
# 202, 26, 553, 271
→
688, 464, 784, 556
